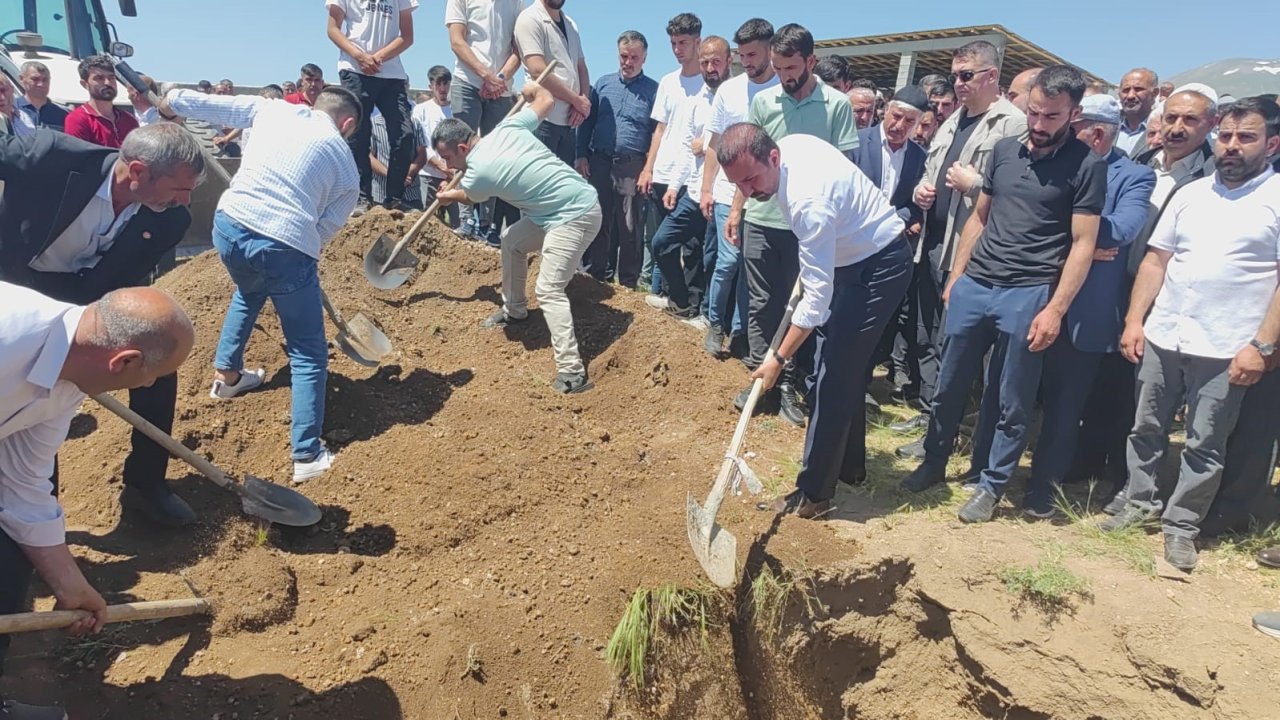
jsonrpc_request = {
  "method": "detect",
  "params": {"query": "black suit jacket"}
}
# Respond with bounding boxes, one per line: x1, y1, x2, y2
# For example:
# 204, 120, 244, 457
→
849, 125, 926, 227
0, 129, 191, 304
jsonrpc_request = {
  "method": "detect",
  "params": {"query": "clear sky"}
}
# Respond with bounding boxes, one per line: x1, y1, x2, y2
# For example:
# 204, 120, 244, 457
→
104, 1, 1273, 89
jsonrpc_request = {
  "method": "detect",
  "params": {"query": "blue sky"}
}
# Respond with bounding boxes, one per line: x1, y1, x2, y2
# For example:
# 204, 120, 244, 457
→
106, 1, 1274, 89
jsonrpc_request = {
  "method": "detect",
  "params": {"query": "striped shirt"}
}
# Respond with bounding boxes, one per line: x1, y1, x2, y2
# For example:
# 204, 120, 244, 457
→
165, 90, 359, 259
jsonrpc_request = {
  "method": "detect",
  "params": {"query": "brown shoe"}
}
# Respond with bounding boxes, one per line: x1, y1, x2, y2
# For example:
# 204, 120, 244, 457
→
1258, 546, 1280, 569
759, 490, 834, 519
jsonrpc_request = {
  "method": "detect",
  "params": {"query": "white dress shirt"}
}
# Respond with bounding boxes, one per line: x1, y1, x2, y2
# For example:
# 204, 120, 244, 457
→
774, 134, 906, 328
878, 124, 907, 197
1150, 150, 1202, 209
166, 90, 360, 259
1145, 167, 1280, 359
0, 283, 87, 548
29, 174, 141, 273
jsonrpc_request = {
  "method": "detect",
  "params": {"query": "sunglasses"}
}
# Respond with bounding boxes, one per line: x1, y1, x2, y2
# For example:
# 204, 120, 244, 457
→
949, 67, 993, 84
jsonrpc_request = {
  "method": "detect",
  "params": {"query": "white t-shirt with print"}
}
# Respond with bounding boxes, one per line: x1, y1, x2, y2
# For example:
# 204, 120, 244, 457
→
650, 69, 705, 186
327, 0, 419, 81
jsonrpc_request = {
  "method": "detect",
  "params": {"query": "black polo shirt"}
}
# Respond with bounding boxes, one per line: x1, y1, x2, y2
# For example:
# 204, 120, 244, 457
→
966, 136, 1106, 287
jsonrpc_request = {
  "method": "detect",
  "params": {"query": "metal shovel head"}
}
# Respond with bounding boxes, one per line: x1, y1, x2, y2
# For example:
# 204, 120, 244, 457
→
336, 312, 392, 367
363, 233, 419, 290
687, 492, 738, 588
239, 474, 323, 527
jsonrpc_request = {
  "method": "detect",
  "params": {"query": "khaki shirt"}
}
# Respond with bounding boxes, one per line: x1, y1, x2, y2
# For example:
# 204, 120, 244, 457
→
513, 3, 584, 127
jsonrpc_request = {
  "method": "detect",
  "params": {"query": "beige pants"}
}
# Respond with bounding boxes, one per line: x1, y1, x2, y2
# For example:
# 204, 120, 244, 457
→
501, 204, 603, 375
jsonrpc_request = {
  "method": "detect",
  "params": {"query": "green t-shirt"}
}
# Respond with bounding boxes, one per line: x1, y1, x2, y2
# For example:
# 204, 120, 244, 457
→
460, 108, 597, 229
745, 80, 859, 229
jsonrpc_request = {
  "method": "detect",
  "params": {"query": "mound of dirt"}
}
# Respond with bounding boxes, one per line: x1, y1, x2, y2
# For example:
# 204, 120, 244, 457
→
187, 526, 297, 635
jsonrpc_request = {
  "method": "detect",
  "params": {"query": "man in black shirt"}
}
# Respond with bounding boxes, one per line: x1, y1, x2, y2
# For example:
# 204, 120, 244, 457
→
15, 62, 70, 133
900, 65, 1107, 523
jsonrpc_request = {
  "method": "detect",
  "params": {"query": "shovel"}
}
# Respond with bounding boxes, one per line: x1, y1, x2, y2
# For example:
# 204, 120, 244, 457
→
0, 599, 212, 635
688, 279, 804, 588
320, 289, 392, 367
93, 393, 322, 527
363, 61, 561, 290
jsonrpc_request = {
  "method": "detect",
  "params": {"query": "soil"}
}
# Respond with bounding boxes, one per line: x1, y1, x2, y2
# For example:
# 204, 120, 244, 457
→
4, 208, 1279, 719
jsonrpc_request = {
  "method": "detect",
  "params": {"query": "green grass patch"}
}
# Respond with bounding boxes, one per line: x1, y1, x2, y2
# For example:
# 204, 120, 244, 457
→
1055, 484, 1156, 577
1216, 521, 1280, 560
605, 584, 720, 690
743, 565, 823, 642
1000, 545, 1092, 611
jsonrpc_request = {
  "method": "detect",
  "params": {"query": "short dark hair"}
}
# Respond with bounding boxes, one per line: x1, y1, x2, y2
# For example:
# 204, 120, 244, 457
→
718, 123, 778, 168
196, 79, 213, 91
1257, 93, 1278, 104
770, 23, 813, 58
218, 78, 233, 87
814, 56, 850, 86
260, 84, 285, 100
850, 77, 877, 91
433, 117, 477, 149
300, 63, 323, 79
1222, 96, 1280, 138
77, 54, 115, 81
1033, 64, 1087, 105
666, 13, 701, 38
953, 40, 1000, 68
928, 82, 955, 100
617, 30, 648, 49
427, 65, 452, 85
733, 18, 774, 46
314, 86, 362, 129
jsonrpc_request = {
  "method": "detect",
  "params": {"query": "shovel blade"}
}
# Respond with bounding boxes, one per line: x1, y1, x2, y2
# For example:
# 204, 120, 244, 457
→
686, 492, 738, 588
363, 233, 419, 290
239, 474, 323, 527
336, 312, 392, 367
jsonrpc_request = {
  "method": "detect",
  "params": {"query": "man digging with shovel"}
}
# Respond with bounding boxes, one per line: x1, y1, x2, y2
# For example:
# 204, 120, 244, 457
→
155, 85, 362, 482
433, 81, 603, 394
0, 282, 194, 720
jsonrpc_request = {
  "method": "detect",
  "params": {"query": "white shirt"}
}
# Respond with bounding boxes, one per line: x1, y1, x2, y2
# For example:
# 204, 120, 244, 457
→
444, 0, 521, 94
1150, 150, 1202, 209
650, 69, 706, 186
667, 84, 715, 195
774, 134, 906, 328
326, 0, 419, 81
29, 174, 141, 273
513, 2, 584, 127
706, 73, 780, 206
878, 124, 907, 197
0, 283, 87, 548
166, 91, 360, 259
412, 100, 454, 179
1145, 168, 1280, 359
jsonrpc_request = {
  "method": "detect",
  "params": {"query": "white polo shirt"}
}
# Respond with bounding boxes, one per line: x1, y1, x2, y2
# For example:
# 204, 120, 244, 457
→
706, 72, 780, 206
0, 282, 87, 548
1145, 167, 1280, 359
774, 134, 906, 329
513, 2, 584, 127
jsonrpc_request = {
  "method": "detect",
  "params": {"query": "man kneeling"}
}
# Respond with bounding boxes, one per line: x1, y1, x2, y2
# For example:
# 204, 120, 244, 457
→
433, 82, 603, 393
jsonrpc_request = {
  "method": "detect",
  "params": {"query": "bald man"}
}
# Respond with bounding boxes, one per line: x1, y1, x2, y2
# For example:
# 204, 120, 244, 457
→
0, 282, 194, 719
1006, 67, 1042, 113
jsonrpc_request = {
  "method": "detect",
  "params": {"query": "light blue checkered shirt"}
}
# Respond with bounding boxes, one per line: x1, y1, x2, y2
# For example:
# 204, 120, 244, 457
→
165, 90, 360, 259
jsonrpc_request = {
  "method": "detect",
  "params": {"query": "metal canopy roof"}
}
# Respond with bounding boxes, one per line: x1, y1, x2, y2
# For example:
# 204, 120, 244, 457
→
814, 24, 1104, 91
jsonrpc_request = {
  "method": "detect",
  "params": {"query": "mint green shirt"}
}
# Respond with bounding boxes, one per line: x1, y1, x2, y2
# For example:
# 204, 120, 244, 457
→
745, 80, 859, 229
460, 109, 598, 229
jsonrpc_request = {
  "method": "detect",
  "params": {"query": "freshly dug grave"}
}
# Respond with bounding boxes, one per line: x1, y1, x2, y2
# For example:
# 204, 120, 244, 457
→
6, 208, 1278, 720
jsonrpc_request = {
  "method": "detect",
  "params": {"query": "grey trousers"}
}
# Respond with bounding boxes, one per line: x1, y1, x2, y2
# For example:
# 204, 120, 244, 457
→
1125, 342, 1248, 538
451, 81, 515, 228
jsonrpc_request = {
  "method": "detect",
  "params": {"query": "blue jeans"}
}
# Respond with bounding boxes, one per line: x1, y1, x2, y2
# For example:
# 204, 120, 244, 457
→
651, 190, 712, 311
212, 211, 327, 462
921, 275, 1051, 497
707, 203, 746, 335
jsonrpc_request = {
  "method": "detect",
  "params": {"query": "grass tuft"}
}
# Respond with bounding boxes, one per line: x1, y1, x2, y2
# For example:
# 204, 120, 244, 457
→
1055, 484, 1156, 576
1216, 521, 1280, 560
1000, 545, 1092, 611
605, 584, 720, 690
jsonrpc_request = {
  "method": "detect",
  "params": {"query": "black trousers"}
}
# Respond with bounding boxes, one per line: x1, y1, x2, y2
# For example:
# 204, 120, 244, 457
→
582, 152, 645, 287
123, 372, 178, 498
534, 121, 576, 165
742, 221, 814, 381
1071, 352, 1136, 486
1203, 369, 1280, 534
914, 251, 947, 411
0, 460, 60, 672
339, 70, 413, 203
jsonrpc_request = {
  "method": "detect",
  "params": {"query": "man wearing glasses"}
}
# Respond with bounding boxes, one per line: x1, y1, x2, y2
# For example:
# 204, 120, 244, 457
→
890, 41, 1027, 458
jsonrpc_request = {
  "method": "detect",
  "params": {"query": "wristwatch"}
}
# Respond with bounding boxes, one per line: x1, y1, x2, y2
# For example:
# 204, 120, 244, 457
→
1251, 339, 1277, 357
773, 350, 793, 369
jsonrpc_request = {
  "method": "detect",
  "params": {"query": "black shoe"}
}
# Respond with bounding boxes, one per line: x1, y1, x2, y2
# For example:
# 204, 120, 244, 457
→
480, 309, 526, 329
1163, 534, 1198, 572
734, 384, 778, 414
889, 413, 929, 434
900, 462, 945, 493
552, 372, 593, 394
728, 333, 749, 360
1258, 545, 1280, 569
383, 198, 402, 212
895, 438, 927, 460
120, 485, 197, 528
839, 468, 867, 487
958, 488, 999, 523
1099, 502, 1152, 532
703, 326, 725, 357
864, 393, 880, 413
1102, 490, 1128, 516
758, 489, 834, 519
778, 382, 807, 427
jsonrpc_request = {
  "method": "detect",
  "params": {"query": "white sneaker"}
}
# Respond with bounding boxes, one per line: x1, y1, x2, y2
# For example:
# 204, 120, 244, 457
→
683, 315, 711, 331
209, 368, 266, 400
644, 294, 671, 310
292, 445, 335, 484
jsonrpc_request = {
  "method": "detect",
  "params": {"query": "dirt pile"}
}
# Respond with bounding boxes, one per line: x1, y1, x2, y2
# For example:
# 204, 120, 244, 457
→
7, 207, 1275, 720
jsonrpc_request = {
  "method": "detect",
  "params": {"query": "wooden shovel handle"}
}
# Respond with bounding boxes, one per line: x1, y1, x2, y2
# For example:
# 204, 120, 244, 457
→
92, 393, 235, 492
0, 599, 212, 635
380, 60, 563, 272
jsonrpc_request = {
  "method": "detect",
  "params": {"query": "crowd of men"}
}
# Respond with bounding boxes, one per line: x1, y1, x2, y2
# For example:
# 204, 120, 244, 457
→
1, 2, 1280, 716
